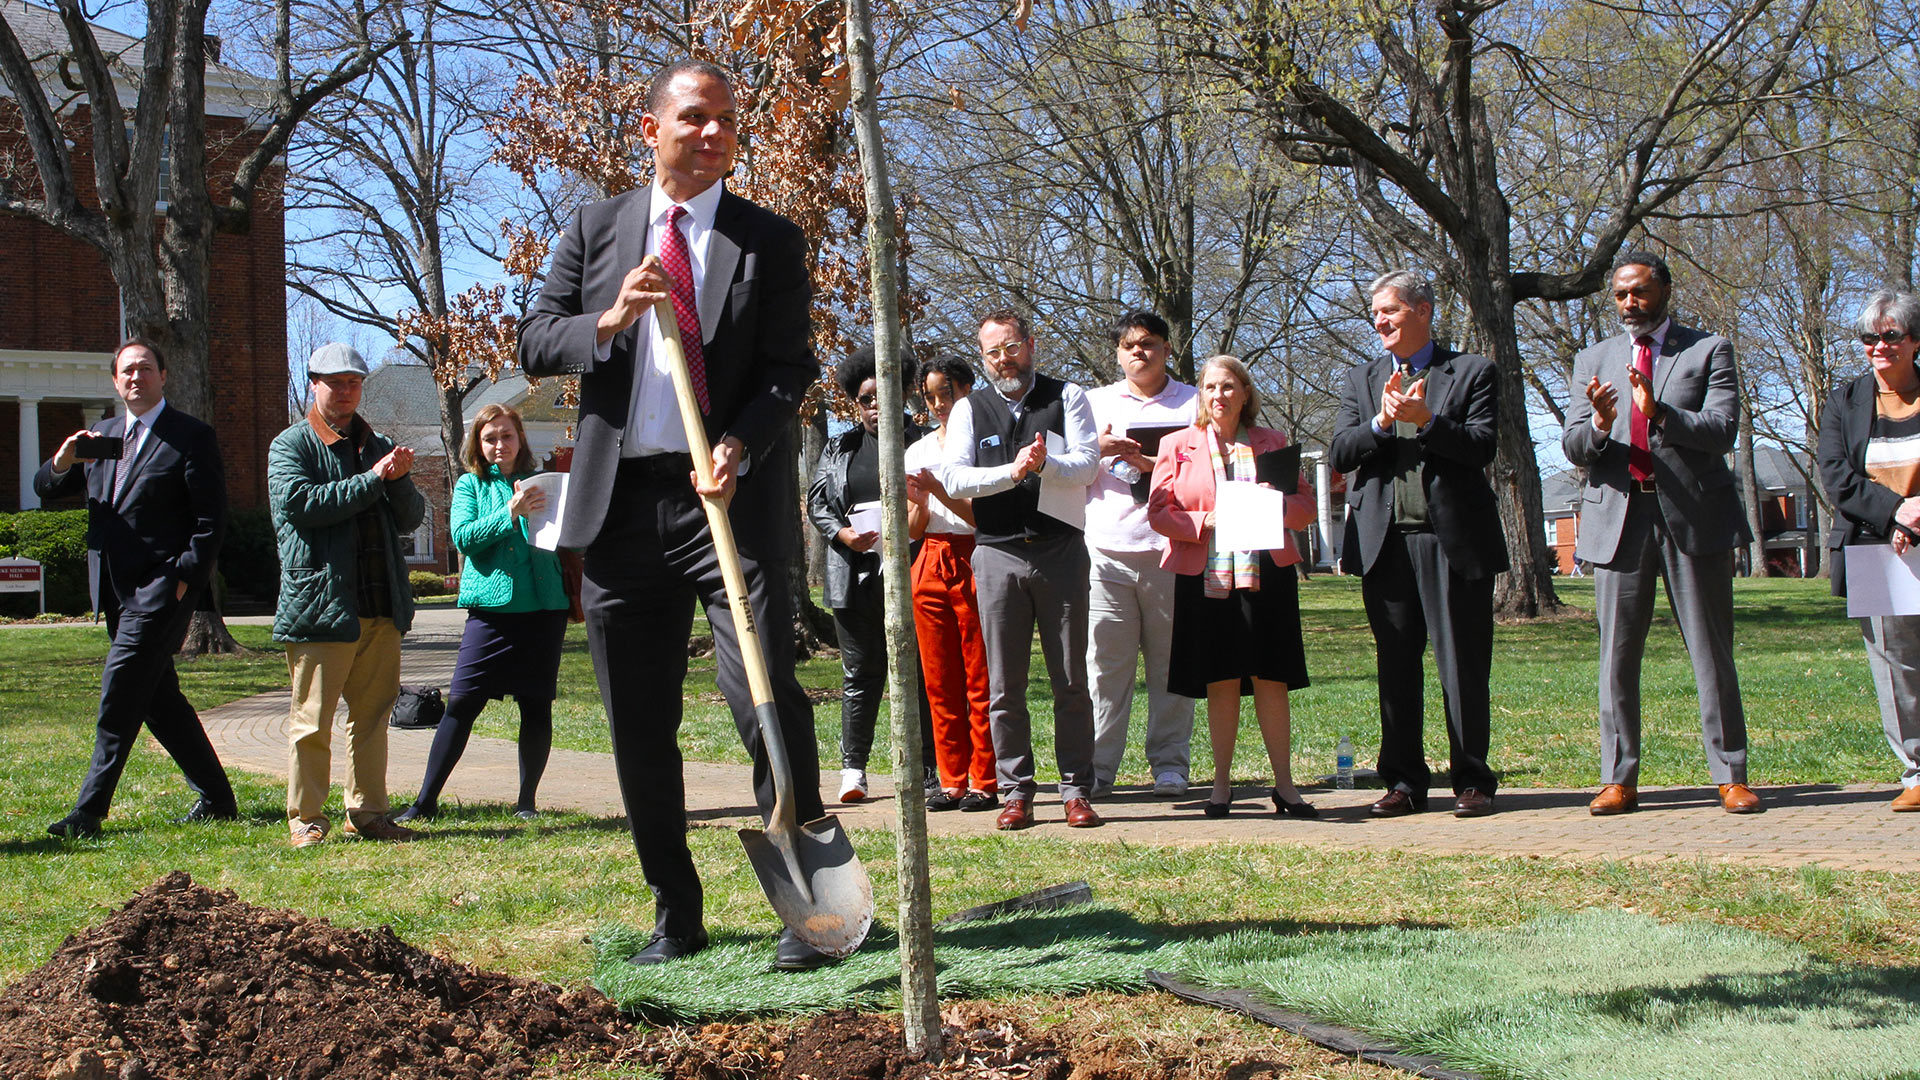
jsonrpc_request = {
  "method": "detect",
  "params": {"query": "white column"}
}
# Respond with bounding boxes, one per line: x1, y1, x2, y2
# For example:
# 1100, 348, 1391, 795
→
1313, 451, 1334, 570
17, 397, 41, 510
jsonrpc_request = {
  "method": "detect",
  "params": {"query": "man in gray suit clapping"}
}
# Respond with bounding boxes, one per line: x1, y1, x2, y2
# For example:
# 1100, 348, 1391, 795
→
1562, 252, 1759, 816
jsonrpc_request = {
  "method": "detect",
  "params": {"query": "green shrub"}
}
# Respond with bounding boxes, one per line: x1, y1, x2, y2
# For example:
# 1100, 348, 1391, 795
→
220, 507, 280, 604
409, 570, 445, 598
0, 510, 91, 615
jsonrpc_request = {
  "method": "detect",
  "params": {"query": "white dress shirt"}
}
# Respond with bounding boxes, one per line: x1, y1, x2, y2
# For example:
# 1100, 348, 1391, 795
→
608, 177, 726, 457
1083, 378, 1197, 552
939, 377, 1100, 498
905, 429, 971, 535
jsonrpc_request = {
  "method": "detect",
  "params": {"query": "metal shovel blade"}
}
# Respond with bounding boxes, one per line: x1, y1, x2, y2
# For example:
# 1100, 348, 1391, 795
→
738, 814, 874, 958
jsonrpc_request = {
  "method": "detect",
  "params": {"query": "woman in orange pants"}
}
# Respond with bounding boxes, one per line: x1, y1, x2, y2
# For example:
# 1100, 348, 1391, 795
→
905, 354, 997, 812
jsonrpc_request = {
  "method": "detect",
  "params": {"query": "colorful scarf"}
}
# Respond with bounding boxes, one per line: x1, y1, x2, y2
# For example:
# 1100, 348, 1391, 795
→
1204, 431, 1260, 598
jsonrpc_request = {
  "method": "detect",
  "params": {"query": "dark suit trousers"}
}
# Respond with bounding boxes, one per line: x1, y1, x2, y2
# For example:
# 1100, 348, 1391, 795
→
1360, 528, 1497, 804
76, 591, 236, 818
582, 458, 821, 940
1593, 489, 1747, 786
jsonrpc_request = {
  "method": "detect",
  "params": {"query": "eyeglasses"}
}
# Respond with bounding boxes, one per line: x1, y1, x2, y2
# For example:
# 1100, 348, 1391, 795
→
1861, 331, 1910, 347
982, 343, 1026, 361
856, 393, 877, 406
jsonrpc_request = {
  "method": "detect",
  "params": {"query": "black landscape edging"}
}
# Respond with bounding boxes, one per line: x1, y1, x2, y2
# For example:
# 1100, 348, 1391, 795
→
1144, 971, 1481, 1080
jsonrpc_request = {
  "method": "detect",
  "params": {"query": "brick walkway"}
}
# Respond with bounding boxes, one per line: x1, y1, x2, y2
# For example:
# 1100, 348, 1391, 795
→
204, 609, 1920, 871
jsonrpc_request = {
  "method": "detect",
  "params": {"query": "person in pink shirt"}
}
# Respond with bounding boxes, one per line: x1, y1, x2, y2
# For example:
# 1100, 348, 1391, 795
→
1149, 355, 1318, 818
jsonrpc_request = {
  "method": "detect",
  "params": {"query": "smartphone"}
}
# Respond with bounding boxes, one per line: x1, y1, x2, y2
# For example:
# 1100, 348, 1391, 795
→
74, 435, 124, 461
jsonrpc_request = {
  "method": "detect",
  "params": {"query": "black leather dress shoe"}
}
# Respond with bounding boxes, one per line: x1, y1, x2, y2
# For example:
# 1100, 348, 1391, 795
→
1369, 789, 1422, 817
773, 929, 840, 972
1453, 788, 1495, 818
627, 929, 709, 966
47, 810, 103, 839
175, 798, 239, 824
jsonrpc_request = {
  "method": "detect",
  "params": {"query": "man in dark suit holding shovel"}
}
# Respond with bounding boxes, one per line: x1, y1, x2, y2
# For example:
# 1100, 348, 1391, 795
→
519, 59, 832, 970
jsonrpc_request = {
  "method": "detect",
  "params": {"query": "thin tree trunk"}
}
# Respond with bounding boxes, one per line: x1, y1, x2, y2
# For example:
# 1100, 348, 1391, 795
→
846, 0, 939, 1059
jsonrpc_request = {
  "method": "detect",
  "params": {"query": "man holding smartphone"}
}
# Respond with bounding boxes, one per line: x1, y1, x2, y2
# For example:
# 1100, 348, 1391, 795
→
36, 339, 236, 839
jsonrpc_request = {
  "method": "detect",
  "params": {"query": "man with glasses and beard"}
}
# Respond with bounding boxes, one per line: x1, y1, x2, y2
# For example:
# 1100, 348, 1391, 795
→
938, 310, 1103, 830
1563, 252, 1760, 816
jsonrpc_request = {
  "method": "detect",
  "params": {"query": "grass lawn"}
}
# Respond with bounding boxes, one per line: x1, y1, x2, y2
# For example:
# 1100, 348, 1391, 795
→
473, 576, 1887, 791
3, 582, 1916, 1009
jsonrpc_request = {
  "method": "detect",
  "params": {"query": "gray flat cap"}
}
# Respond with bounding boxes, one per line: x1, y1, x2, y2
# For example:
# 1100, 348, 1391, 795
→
309, 342, 369, 377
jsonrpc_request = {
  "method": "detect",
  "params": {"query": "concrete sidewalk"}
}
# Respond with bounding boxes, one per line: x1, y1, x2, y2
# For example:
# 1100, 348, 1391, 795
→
201, 607, 1920, 871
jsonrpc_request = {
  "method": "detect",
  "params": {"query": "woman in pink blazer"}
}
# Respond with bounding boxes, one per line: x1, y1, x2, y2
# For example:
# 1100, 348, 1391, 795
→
1149, 355, 1318, 818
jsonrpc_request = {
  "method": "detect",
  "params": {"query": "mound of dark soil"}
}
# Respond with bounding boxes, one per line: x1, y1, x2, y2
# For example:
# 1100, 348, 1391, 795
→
0, 872, 621, 1080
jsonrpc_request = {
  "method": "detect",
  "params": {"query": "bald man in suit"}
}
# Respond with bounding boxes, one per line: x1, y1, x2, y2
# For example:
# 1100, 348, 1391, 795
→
1563, 252, 1759, 816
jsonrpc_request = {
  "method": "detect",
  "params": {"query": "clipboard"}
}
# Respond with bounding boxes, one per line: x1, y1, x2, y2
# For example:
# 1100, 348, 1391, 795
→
1255, 443, 1302, 494
1126, 423, 1190, 503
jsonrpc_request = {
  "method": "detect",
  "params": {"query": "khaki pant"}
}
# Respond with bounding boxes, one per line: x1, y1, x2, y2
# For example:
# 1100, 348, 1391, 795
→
285, 617, 402, 833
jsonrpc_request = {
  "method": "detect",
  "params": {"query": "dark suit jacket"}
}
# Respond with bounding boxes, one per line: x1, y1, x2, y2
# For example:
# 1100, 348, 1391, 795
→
517, 185, 816, 558
1817, 371, 1904, 597
1562, 323, 1751, 562
33, 404, 227, 614
1329, 348, 1507, 580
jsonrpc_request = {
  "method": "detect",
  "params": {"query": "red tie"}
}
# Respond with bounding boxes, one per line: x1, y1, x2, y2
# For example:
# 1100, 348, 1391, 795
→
1628, 335, 1654, 482
659, 205, 710, 414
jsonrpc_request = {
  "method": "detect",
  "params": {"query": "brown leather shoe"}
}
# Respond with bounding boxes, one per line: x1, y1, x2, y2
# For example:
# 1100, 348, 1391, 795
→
343, 816, 421, 842
1589, 784, 1638, 816
1369, 789, 1421, 817
1892, 787, 1920, 812
1063, 797, 1103, 828
1718, 783, 1761, 814
995, 799, 1034, 831
1453, 788, 1494, 817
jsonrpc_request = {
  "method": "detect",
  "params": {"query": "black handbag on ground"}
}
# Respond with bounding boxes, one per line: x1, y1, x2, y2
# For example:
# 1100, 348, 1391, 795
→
388, 685, 445, 729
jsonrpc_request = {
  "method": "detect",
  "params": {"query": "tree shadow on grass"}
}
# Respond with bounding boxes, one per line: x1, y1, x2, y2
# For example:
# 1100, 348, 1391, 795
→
592, 902, 1459, 1022
1581, 962, 1920, 1030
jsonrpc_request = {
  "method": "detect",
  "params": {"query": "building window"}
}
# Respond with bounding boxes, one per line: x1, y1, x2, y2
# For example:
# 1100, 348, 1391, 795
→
123, 127, 172, 206
399, 527, 434, 563
1545, 518, 1557, 545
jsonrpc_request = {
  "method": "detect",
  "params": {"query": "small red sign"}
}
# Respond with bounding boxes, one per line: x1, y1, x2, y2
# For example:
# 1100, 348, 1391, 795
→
0, 566, 40, 582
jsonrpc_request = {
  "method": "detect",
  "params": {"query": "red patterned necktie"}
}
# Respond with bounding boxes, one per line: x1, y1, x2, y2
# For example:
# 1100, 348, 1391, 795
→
1628, 334, 1654, 482
659, 205, 710, 414
112, 418, 139, 502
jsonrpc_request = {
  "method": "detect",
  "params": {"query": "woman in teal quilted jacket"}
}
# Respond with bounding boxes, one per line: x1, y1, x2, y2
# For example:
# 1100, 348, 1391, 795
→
398, 404, 569, 821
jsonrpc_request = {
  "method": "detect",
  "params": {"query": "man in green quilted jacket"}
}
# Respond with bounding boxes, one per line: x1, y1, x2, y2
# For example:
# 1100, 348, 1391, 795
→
268, 343, 427, 848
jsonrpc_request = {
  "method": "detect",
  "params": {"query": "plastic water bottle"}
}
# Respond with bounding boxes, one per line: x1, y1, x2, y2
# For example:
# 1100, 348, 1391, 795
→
1108, 457, 1143, 484
1336, 735, 1354, 789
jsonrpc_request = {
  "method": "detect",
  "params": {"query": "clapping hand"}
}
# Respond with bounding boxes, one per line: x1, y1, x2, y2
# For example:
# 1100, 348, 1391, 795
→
1376, 369, 1431, 429
1625, 367, 1661, 426
1585, 376, 1619, 431
1011, 432, 1048, 480
374, 446, 414, 480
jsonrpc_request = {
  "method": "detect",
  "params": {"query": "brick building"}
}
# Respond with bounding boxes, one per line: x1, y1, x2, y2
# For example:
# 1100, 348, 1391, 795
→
0, 0, 285, 513
1541, 446, 1818, 577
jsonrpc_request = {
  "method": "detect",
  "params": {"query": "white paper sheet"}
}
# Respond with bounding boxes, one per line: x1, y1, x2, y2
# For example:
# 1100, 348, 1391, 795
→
1845, 545, 1920, 617
847, 500, 883, 536
1037, 431, 1087, 528
1211, 481, 1294, 554
522, 472, 570, 551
